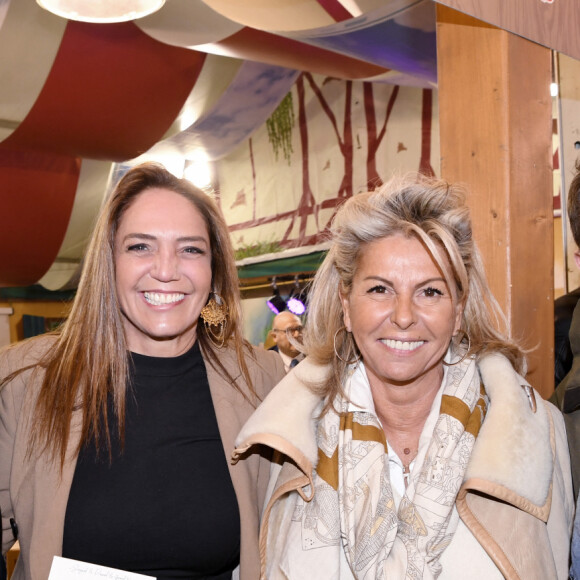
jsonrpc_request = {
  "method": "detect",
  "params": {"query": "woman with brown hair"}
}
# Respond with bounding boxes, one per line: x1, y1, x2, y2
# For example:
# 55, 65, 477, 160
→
0, 162, 284, 580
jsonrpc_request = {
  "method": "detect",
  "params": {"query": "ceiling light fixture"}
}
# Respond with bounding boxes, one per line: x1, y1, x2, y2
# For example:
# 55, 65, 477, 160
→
36, 0, 165, 23
266, 277, 287, 315
287, 276, 307, 315
184, 154, 213, 190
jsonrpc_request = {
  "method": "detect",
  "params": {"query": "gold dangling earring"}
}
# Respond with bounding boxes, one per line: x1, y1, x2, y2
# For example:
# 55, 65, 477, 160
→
333, 326, 362, 365
442, 329, 471, 366
200, 292, 228, 348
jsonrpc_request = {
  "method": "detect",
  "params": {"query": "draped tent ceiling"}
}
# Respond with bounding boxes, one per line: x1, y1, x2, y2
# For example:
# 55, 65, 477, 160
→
0, 0, 574, 289
0, 0, 439, 288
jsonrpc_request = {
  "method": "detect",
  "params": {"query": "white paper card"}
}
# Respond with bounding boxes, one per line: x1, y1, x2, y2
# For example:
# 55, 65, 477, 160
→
49, 556, 156, 580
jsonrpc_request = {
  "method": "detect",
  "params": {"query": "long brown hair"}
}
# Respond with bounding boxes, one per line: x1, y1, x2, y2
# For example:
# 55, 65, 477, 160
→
6, 162, 256, 467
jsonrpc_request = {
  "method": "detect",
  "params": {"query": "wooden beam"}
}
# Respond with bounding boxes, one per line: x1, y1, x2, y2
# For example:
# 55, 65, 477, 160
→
437, 6, 554, 398
434, 0, 580, 61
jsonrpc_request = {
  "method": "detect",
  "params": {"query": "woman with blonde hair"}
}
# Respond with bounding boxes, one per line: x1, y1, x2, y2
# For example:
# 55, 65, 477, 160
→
236, 174, 574, 579
0, 162, 284, 579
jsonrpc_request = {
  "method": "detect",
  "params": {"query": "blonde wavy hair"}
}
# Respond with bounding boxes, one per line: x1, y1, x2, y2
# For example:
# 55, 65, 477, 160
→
303, 173, 525, 407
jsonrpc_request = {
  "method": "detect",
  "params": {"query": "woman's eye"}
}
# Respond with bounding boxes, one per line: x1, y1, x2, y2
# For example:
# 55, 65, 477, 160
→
422, 286, 444, 298
368, 285, 387, 294
183, 246, 205, 255
127, 243, 148, 252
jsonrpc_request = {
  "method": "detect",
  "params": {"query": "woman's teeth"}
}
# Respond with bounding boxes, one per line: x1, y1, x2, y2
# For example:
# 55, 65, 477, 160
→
383, 339, 424, 351
144, 292, 184, 306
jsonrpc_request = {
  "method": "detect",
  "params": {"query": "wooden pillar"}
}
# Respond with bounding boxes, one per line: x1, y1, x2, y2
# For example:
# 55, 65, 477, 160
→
437, 6, 554, 397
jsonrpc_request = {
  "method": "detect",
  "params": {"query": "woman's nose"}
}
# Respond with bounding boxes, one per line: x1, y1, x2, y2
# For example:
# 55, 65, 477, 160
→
391, 295, 416, 329
151, 249, 179, 282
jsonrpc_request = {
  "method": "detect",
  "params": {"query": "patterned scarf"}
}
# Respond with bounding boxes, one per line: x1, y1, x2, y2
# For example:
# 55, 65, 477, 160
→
294, 354, 487, 579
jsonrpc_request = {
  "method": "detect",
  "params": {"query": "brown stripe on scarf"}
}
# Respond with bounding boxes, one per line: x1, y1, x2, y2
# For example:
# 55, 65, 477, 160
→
466, 392, 488, 437
341, 412, 387, 447
441, 383, 488, 437
317, 412, 387, 490
317, 447, 339, 490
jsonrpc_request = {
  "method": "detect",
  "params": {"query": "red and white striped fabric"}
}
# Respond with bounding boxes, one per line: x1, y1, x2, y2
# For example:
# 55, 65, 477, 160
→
0, 0, 435, 287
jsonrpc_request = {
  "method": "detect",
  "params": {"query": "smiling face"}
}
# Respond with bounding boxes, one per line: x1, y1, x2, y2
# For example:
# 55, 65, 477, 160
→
340, 233, 463, 395
114, 187, 213, 357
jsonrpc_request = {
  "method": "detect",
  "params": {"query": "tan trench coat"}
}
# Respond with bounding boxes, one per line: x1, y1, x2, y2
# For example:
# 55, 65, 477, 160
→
0, 334, 284, 580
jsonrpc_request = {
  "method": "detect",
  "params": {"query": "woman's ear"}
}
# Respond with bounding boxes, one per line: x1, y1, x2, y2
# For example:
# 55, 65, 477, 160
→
453, 299, 465, 336
340, 290, 352, 332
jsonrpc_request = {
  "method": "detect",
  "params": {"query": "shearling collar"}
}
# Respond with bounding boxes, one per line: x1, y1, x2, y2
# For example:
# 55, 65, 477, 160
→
234, 353, 553, 510
234, 357, 324, 472
468, 354, 552, 508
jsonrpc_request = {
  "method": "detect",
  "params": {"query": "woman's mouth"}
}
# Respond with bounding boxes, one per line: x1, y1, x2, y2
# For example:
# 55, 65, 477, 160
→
144, 292, 185, 306
381, 339, 425, 352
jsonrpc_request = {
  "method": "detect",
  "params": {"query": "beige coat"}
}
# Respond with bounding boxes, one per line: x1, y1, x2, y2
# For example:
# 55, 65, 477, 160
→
0, 334, 284, 580
235, 355, 575, 579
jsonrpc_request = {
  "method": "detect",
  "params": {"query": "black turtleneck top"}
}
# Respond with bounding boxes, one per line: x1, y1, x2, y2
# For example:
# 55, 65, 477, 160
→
62, 342, 240, 579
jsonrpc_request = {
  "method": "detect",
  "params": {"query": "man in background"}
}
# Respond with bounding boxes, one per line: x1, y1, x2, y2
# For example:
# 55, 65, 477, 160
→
269, 311, 304, 372
553, 161, 580, 580
555, 285, 580, 385
552, 161, 580, 502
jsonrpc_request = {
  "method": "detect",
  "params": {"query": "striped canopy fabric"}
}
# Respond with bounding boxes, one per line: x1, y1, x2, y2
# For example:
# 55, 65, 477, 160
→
0, 0, 437, 287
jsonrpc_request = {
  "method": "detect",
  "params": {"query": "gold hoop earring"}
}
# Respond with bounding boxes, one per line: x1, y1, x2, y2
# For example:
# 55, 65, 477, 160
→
200, 293, 228, 348
333, 326, 361, 365
443, 330, 471, 366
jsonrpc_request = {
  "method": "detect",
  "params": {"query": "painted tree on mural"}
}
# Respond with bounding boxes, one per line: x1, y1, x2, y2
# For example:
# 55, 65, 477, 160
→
419, 89, 435, 177
364, 82, 399, 190
278, 72, 355, 246
257, 72, 354, 248
275, 74, 320, 248
304, 74, 355, 205
249, 74, 343, 247
227, 77, 437, 251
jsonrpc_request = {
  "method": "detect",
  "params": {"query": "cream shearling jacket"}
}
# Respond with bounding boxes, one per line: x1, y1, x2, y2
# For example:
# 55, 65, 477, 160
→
234, 354, 575, 579
0, 334, 285, 580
